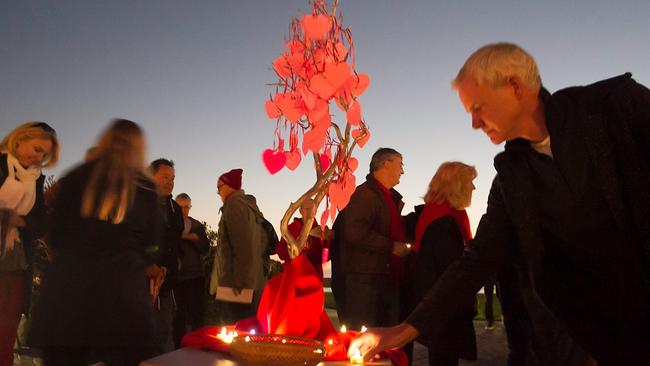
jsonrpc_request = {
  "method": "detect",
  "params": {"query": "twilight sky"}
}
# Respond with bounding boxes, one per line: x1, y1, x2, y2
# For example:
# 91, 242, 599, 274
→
2, 0, 650, 234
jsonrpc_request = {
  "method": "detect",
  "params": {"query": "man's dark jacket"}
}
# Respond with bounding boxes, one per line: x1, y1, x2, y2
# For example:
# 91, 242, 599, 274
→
331, 174, 404, 274
407, 73, 650, 364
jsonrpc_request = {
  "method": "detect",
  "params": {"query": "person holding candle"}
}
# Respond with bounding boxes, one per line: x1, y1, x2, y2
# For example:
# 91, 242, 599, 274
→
349, 42, 650, 365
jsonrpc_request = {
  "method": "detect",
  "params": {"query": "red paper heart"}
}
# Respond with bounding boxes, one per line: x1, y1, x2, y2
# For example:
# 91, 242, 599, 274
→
319, 153, 331, 172
351, 74, 370, 97
301, 14, 330, 41
298, 83, 318, 111
308, 99, 329, 125
276, 93, 305, 123
265, 99, 281, 119
273, 56, 291, 79
324, 62, 351, 90
351, 128, 370, 148
309, 73, 336, 100
346, 100, 361, 126
347, 157, 358, 172
302, 121, 329, 154
262, 149, 287, 175
285, 150, 302, 171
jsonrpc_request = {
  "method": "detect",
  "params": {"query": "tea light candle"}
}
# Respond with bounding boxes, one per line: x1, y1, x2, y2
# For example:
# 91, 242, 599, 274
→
216, 327, 235, 343
350, 348, 364, 364
340, 325, 347, 333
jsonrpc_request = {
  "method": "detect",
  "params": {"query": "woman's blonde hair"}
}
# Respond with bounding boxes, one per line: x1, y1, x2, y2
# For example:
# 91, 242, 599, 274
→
81, 119, 147, 224
424, 161, 477, 210
0, 121, 60, 167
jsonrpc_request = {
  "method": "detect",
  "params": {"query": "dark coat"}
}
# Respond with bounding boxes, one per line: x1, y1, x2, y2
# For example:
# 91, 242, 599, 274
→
157, 195, 184, 294
177, 216, 210, 281
331, 174, 404, 274
407, 74, 650, 364
404, 211, 476, 360
30, 161, 161, 348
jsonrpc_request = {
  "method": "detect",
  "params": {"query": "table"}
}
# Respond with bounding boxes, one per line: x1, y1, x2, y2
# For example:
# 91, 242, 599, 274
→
140, 347, 392, 366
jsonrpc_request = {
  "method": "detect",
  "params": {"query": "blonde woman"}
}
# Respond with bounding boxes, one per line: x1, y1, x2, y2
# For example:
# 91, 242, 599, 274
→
0, 121, 58, 366
404, 161, 477, 366
31, 120, 161, 366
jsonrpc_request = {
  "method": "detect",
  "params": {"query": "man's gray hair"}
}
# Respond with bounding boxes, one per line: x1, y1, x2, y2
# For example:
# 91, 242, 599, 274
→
452, 42, 541, 90
369, 147, 402, 173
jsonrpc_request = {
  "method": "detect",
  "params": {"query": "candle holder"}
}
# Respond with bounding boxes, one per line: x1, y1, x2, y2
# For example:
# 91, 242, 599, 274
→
230, 334, 325, 366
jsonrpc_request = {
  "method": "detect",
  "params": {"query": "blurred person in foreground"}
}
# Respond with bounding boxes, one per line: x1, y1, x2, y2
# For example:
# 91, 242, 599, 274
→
30, 119, 162, 366
402, 162, 477, 366
0, 121, 58, 366
349, 42, 650, 365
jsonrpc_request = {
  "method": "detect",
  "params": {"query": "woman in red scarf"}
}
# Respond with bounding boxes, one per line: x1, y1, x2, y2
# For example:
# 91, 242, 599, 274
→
404, 161, 477, 366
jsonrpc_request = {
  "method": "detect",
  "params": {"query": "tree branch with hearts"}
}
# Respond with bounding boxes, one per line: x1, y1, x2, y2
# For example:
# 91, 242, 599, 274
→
263, 0, 370, 259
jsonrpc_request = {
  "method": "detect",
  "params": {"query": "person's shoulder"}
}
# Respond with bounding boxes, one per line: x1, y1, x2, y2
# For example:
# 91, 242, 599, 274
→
554, 73, 635, 100
189, 216, 204, 227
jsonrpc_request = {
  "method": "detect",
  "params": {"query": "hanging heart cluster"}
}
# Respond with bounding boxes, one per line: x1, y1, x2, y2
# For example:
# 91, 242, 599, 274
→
262, 1, 371, 224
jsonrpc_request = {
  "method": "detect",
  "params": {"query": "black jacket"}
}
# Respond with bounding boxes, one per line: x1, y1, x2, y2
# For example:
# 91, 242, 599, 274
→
331, 174, 404, 274
30, 161, 161, 348
407, 74, 650, 364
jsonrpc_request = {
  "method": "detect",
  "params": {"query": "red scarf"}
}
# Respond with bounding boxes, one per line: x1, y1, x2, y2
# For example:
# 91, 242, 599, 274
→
376, 181, 406, 281
414, 201, 472, 253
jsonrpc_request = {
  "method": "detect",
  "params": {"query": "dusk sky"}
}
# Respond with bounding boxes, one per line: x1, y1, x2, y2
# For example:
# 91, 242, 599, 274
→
3, 0, 650, 234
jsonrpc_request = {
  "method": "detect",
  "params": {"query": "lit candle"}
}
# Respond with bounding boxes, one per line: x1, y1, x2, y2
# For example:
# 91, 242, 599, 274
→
340, 325, 347, 333
361, 325, 368, 332
350, 348, 364, 364
216, 327, 235, 343
250, 329, 256, 335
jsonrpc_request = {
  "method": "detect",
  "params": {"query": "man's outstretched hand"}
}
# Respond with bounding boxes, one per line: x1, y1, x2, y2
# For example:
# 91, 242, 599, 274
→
347, 322, 419, 361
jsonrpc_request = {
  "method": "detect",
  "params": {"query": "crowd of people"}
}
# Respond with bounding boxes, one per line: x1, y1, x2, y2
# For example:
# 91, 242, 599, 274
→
1, 41, 650, 366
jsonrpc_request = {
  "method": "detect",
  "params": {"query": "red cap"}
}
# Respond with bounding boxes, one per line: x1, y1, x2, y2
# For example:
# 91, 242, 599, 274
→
219, 168, 243, 190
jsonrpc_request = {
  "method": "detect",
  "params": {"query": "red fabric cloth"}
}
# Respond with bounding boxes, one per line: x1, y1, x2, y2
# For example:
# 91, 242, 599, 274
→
0, 272, 24, 366
181, 254, 407, 365
275, 217, 327, 279
414, 201, 472, 253
376, 181, 406, 281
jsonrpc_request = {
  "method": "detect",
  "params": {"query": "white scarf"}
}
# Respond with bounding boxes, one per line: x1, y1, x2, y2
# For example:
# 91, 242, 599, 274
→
0, 153, 41, 255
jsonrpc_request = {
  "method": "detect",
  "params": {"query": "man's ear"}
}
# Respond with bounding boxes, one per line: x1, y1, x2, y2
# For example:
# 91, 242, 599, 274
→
508, 76, 524, 99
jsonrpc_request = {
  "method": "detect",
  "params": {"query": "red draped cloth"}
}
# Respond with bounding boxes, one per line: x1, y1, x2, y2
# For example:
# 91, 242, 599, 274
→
182, 254, 407, 365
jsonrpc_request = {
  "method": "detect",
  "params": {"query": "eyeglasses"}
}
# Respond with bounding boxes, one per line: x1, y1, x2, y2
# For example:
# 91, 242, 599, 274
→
33, 122, 57, 137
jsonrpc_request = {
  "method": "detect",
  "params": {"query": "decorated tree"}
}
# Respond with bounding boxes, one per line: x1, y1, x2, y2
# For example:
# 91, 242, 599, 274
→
263, 0, 371, 259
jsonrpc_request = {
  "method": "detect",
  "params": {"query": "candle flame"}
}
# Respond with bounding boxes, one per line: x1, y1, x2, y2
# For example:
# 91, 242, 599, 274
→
361, 325, 368, 332
340, 325, 347, 333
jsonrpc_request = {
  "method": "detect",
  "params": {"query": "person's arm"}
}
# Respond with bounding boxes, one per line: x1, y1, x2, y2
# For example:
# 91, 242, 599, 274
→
343, 188, 393, 254
348, 323, 420, 361
191, 218, 211, 254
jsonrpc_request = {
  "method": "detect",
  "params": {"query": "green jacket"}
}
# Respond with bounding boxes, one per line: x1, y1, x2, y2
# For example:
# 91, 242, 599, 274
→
213, 190, 267, 291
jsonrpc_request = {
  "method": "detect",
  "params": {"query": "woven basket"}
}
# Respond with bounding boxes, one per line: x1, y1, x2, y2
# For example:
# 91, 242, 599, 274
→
230, 334, 325, 366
